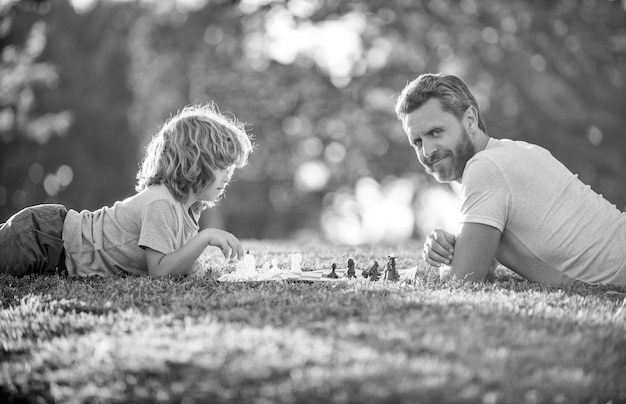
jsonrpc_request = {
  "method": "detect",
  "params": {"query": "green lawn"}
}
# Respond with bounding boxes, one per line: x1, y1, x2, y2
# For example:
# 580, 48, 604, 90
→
1, 240, 625, 403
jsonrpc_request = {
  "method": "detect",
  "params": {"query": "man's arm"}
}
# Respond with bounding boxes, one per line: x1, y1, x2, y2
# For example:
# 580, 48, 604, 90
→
439, 222, 501, 282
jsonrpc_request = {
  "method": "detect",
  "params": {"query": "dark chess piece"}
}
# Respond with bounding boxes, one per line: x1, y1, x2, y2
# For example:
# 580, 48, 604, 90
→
363, 261, 378, 278
384, 254, 399, 281
369, 261, 380, 281
327, 263, 339, 279
346, 258, 356, 278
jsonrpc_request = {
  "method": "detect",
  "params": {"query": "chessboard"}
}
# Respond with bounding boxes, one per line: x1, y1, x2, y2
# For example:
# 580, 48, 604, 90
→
217, 265, 418, 283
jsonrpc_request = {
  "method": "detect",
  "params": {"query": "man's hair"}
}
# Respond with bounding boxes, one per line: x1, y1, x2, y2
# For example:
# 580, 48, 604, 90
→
136, 103, 253, 210
394, 73, 487, 133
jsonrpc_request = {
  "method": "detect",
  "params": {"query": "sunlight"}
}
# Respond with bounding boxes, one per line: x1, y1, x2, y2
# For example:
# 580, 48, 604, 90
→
324, 141, 346, 163
69, 0, 98, 14
322, 177, 462, 245
70, 0, 209, 14
239, 0, 274, 14
286, 0, 319, 18
43, 173, 60, 196
322, 177, 415, 245
42, 165, 74, 197
254, 5, 365, 87
295, 160, 330, 192
414, 183, 462, 235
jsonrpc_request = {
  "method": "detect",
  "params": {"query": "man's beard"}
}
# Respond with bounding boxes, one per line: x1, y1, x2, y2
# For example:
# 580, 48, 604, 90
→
429, 128, 476, 182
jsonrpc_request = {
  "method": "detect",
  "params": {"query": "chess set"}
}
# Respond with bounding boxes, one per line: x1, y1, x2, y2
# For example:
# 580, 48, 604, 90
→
217, 252, 418, 282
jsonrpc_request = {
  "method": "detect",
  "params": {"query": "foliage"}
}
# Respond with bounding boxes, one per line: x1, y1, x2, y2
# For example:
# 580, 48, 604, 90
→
1, 0, 625, 239
1, 240, 625, 403
122, 0, 626, 237
0, 0, 141, 215
0, 0, 72, 208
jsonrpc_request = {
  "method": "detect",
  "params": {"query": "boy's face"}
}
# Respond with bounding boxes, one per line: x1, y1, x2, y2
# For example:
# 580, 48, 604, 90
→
196, 167, 234, 202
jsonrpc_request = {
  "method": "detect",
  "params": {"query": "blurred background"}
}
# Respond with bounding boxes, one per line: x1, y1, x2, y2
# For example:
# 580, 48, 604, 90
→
1, 0, 625, 245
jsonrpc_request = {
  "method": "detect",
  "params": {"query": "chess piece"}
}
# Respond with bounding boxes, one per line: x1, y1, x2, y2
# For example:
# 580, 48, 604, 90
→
346, 258, 356, 278
384, 254, 399, 281
291, 253, 303, 273
235, 251, 256, 278
327, 263, 339, 279
363, 261, 378, 279
369, 261, 380, 281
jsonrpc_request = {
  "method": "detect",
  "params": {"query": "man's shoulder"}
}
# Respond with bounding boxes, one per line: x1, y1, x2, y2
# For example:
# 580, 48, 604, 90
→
464, 139, 507, 175
469, 138, 545, 168
480, 138, 539, 156
462, 139, 540, 186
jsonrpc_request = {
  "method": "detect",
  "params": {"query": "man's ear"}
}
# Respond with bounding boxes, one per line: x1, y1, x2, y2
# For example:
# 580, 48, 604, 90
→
463, 106, 478, 133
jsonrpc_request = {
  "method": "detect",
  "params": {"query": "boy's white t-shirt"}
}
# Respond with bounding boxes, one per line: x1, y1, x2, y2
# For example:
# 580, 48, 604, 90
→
62, 184, 199, 276
461, 138, 626, 286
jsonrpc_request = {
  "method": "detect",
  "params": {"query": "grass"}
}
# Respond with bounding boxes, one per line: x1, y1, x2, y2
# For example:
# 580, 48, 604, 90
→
1, 239, 625, 403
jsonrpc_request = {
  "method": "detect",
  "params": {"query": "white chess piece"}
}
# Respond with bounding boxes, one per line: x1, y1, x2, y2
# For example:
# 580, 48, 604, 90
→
235, 252, 257, 279
290, 253, 302, 273
261, 261, 271, 271
234, 259, 248, 278
259, 258, 281, 280
243, 252, 256, 276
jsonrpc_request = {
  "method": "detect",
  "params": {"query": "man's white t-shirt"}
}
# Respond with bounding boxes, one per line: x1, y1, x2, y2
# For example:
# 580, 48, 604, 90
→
62, 184, 200, 277
461, 138, 626, 286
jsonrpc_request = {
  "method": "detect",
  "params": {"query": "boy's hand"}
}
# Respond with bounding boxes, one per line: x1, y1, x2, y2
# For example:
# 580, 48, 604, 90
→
423, 229, 456, 267
202, 229, 244, 260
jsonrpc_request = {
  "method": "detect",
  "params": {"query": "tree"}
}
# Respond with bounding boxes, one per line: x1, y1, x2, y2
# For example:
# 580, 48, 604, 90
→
126, 0, 626, 240
0, 0, 141, 221
2, 0, 624, 240
0, 0, 74, 215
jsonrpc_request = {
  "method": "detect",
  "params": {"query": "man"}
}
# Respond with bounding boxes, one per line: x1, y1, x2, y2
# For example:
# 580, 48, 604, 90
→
395, 73, 626, 286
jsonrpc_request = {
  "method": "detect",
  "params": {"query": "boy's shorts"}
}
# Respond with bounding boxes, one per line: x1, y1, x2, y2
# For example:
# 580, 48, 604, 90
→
0, 204, 68, 276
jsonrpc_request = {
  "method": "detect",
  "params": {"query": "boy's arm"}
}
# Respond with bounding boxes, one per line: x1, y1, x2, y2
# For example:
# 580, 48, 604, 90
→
439, 222, 501, 282
145, 228, 243, 277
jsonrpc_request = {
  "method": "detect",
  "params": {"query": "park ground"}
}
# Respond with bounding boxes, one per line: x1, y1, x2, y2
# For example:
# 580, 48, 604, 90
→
1, 240, 625, 403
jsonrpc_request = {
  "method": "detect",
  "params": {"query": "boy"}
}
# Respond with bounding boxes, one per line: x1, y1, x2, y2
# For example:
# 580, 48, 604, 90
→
0, 103, 253, 277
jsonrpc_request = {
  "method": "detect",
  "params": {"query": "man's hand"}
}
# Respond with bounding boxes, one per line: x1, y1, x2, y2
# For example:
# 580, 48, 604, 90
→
202, 228, 244, 261
423, 229, 456, 267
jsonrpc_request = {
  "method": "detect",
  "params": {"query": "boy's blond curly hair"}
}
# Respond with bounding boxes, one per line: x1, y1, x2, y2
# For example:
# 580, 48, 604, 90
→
136, 103, 253, 211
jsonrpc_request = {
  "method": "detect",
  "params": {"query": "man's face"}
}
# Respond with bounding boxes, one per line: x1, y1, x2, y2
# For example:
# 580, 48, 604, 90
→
403, 98, 476, 183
